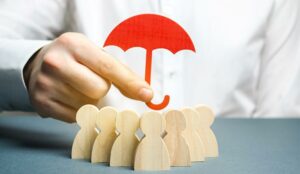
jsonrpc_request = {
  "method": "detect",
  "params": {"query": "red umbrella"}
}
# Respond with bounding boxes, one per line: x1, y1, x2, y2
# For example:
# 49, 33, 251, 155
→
104, 14, 196, 110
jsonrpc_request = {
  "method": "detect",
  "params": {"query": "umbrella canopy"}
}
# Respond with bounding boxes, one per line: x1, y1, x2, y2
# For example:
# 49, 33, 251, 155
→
104, 14, 195, 53
104, 14, 196, 110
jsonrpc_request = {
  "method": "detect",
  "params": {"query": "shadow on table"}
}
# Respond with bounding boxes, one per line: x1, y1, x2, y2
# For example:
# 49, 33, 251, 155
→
0, 124, 71, 152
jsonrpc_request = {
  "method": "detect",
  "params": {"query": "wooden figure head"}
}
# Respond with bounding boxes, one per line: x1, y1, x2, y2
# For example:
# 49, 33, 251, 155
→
181, 107, 201, 130
76, 104, 98, 128
195, 105, 215, 127
97, 106, 117, 132
140, 111, 165, 137
164, 110, 187, 133
116, 110, 139, 134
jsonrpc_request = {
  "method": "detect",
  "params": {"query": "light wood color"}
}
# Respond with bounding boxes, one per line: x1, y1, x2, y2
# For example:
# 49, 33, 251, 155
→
134, 111, 170, 171
71, 104, 98, 160
163, 110, 191, 166
195, 105, 219, 157
181, 107, 205, 162
110, 110, 140, 167
91, 106, 117, 163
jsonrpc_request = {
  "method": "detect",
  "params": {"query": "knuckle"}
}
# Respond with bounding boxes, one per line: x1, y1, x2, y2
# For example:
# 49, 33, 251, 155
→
31, 92, 49, 109
35, 74, 51, 91
98, 59, 114, 76
89, 82, 111, 99
96, 84, 111, 98
56, 32, 85, 48
57, 33, 76, 45
101, 81, 111, 93
42, 52, 63, 72
88, 89, 104, 100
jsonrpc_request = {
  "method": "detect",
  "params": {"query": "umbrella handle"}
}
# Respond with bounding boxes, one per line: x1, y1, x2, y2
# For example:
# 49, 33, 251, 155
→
146, 95, 170, 110
145, 49, 170, 110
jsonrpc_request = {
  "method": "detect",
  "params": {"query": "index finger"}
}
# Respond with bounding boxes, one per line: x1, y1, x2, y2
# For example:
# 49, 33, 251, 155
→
69, 38, 153, 102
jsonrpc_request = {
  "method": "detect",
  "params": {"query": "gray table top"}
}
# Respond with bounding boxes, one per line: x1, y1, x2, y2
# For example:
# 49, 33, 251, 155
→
0, 113, 299, 174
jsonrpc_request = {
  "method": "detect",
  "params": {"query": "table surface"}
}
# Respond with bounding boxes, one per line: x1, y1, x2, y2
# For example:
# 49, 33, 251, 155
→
0, 113, 299, 174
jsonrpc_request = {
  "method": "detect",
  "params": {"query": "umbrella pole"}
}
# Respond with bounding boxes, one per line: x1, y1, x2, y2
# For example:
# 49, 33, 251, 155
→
145, 49, 152, 84
145, 49, 170, 110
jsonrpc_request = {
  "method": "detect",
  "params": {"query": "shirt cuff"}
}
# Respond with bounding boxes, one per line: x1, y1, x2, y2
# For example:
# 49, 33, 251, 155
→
0, 39, 50, 111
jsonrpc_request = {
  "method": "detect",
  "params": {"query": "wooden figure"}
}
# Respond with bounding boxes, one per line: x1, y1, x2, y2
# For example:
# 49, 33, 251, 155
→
91, 106, 117, 163
195, 105, 219, 157
181, 108, 205, 162
134, 111, 170, 171
71, 104, 98, 160
163, 110, 191, 166
110, 110, 140, 167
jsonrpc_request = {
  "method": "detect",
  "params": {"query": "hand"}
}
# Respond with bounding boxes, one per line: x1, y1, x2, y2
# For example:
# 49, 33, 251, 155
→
23, 32, 153, 123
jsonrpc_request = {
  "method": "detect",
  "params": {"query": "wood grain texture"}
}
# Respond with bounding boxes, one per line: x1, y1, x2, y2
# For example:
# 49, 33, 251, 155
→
164, 110, 191, 166
110, 110, 140, 167
71, 104, 98, 160
181, 108, 205, 161
195, 105, 219, 157
134, 111, 170, 171
91, 106, 117, 163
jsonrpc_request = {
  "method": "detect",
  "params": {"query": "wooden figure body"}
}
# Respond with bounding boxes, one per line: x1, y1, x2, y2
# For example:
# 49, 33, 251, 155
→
163, 110, 191, 166
181, 108, 205, 162
91, 106, 117, 163
134, 111, 170, 171
195, 105, 219, 157
71, 104, 98, 160
110, 110, 140, 167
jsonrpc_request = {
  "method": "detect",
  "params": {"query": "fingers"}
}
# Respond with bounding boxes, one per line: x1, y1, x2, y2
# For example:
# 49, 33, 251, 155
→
79, 45, 153, 102
44, 100, 77, 123
57, 33, 153, 102
30, 73, 97, 123
29, 32, 154, 124
39, 61, 100, 109
51, 81, 99, 109
30, 91, 77, 123
41, 49, 111, 100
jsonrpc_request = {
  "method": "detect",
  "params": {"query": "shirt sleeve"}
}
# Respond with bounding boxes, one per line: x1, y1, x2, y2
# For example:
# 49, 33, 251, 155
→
254, 0, 300, 117
0, 0, 67, 111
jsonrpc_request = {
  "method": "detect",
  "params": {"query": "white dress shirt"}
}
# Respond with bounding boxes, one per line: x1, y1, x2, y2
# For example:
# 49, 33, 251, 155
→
0, 0, 300, 117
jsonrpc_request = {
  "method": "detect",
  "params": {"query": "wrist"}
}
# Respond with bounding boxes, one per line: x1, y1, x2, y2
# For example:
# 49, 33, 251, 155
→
23, 48, 42, 89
